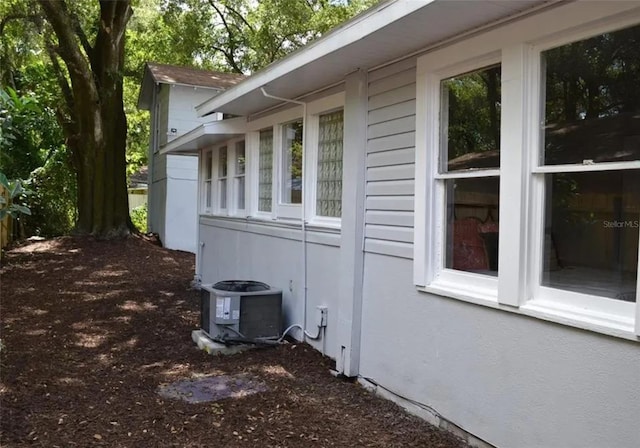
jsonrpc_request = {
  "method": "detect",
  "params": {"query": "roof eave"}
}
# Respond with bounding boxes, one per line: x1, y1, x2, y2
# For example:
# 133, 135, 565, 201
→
160, 117, 247, 155
194, 0, 430, 117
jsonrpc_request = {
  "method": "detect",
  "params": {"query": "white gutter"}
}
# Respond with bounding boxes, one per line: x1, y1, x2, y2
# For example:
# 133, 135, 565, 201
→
259, 87, 311, 344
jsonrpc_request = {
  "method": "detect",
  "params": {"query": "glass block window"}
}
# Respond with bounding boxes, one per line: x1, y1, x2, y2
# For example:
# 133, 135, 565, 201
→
258, 129, 273, 212
316, 110, 344, 217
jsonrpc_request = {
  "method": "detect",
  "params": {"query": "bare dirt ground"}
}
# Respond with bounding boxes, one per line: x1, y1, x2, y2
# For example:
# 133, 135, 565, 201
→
0, 236, 466, 447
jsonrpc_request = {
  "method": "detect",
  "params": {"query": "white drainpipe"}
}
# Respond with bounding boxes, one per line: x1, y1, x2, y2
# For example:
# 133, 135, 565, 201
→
259, 87, 309, 343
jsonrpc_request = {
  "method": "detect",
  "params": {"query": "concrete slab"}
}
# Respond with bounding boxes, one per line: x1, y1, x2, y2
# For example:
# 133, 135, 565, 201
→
158, 374, 267, 403
191, 329, 254, 356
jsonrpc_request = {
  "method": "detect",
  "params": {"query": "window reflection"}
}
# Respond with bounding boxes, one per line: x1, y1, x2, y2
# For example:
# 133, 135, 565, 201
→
441, 64, 501, 172
543, 24, 640, 165
542, 171, 639, 301
445, 177, 500, 275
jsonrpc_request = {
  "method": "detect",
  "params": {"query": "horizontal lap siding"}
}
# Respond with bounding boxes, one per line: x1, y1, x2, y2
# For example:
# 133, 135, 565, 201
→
366, 61, 417, 259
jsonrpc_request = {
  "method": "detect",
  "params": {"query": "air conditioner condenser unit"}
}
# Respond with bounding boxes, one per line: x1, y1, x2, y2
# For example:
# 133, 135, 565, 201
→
200, 280, 283, 342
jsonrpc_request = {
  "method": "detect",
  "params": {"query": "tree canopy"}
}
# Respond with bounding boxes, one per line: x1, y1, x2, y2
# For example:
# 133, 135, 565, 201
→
0, 0, 377, 237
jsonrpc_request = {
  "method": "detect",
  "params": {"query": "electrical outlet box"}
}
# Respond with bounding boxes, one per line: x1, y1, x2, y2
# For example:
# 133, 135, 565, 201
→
316, 306, 328, 328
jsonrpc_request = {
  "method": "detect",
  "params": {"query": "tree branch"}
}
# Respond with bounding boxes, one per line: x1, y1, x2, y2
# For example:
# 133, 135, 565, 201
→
221, 1, 254, 33
44, 35, 74, 115
37, 0, 94, 87
212, 45, 244, 74
207, 0, 244, 73
67, 8, 93, 62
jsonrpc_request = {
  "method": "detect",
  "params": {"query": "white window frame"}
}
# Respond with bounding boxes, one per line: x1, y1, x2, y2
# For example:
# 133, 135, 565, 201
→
214, 145, 228, 214
416, 51, 502, 304
233, 140, 247, 215
245, 92, 345, 225
278, 118, 305, 219
250, 129, 274, 220
201, 148, 214, 215
414, 1, 640, 338
207, 138, 248, 217
305, 93, 345, 227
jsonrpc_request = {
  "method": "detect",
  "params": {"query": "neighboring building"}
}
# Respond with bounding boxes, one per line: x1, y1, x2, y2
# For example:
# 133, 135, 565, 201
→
161, 2, 640, 447
137, 63, 244, 252
127, 166, 148, 214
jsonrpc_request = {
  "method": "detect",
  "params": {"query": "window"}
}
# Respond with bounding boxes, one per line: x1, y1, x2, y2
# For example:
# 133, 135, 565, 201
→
203, 150, 213, 213
245, 91, 344, 223
415, 5, 640, 337
258, 129, 273, 213
235, 141, 246, 210
316, 110, 344, 218
281, 119, 303, 205
217, 146, 228, 211
533, 25, 640, 306
440, 65, 501, 277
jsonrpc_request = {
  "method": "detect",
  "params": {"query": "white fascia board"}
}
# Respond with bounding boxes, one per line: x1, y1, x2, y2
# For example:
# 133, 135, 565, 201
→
195, 0, 434, 117
160, 117, 247, 155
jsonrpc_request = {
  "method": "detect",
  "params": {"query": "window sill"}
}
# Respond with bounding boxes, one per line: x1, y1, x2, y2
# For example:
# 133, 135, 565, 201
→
418, 280, 499, 309
520, 299, 638, 341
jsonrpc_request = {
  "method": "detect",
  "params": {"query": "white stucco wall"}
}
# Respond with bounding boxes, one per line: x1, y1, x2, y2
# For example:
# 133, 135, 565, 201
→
199, 218, 341, 358
355, 5, 640, 446
163, 154, 198, 252
359, 252, 640, 448
150, 84, 220, 252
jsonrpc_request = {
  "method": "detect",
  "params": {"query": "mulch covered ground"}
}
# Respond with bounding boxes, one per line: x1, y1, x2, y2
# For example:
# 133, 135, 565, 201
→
0, 236, 466, 447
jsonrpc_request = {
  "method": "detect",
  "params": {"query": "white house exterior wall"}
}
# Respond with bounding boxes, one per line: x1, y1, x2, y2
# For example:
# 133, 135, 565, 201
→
357, 7, 640, 448
164, 154, 198, 252
181, 3, 640, 446
167, 86, 221, 142
364, 59, 417, 260
360, 253, 640, 448
198, 217, 341, 357
151, 85, 219, 252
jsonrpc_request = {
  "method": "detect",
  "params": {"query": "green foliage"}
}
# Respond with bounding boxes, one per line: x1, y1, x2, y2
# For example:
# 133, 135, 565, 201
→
0, 86, 45, 179
24, 151, 77, 237
0, 84, 73, 236
0, 171, 31, 221
130, 202, 148, 233
1, 0, 378, 233
444, 65, 501, 160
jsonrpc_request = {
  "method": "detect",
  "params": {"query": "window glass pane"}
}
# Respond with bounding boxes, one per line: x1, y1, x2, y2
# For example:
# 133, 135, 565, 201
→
259, 129, 273, 212
441, 64, 501, 172
219, 146, 227, 177
236, 141, 245, 175
205, 152, 213, 179
205, 181, 212, 209
542, 24, 640, 165
282, 120, 303, 204
445, 177, 500, 275
219, 179, 227, 210
237, 177, 245, 210
542, 171, 639, 301
316, 110, 343, 217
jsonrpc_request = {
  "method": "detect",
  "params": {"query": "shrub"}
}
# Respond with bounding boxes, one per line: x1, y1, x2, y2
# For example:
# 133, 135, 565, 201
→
131, 203, 147, 233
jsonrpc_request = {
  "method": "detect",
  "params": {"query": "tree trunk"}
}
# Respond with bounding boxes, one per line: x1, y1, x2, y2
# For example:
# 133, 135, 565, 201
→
38, 0, 133, 237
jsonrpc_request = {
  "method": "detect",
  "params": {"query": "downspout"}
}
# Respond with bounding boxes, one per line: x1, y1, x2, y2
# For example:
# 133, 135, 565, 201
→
260, 87, 309, 343
194, 157, 204, 287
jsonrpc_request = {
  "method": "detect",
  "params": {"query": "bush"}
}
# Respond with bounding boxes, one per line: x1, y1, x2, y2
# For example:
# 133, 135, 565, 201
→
131, 203, 147, 233
24, 150, 77, 237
